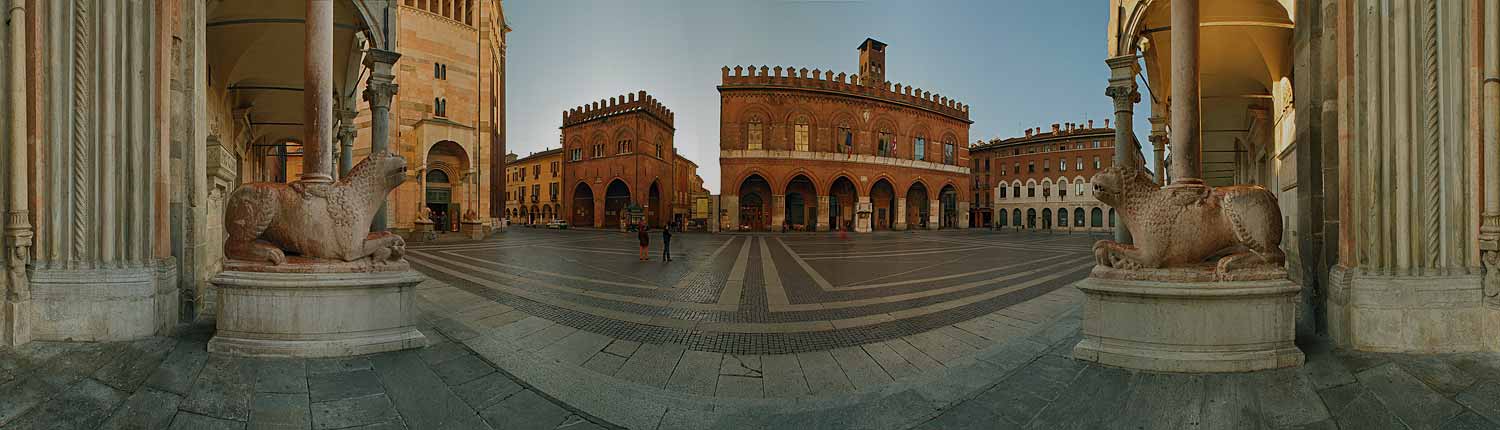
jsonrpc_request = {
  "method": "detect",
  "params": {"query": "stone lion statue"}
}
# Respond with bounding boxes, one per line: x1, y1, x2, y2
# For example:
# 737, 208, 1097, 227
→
1090, 149, 1284, 275
224, 152, 409, 265
416, 207, 433, 223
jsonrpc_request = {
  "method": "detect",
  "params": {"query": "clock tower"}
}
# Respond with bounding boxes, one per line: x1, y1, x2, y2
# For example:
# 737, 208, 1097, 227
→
858, 38, 887, 88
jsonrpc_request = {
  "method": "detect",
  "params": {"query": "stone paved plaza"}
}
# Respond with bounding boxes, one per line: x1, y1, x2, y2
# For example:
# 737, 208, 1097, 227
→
1, 229, 1499, 429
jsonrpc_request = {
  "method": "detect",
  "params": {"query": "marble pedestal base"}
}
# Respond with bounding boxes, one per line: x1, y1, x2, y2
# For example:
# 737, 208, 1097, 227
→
1073, 266, 1304, 373
461, 221, 485, 240
407, 221, 436, 243
209, 261, 427, 358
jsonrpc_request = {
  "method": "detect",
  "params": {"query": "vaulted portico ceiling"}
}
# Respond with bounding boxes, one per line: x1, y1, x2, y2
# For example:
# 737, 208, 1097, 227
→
206, 0, 394, 147
1109, 0, 1293, 184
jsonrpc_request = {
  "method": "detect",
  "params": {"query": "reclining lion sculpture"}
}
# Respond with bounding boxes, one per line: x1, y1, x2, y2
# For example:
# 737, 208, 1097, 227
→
1090, 150, 1284, 276
224, 152, 410, 265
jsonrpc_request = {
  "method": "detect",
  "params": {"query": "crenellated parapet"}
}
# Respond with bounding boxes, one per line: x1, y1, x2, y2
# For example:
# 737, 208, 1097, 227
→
718, 65, 970, 122
561, 90, 675, 129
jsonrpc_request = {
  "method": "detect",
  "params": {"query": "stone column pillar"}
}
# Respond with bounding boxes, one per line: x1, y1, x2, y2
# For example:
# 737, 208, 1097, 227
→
894, 197, 907, 230
1168, 0, 1203, 187
1149, 115, 1168, 183
771, 194, 786, 232
958, 202, 971, 229
722, 195, 739, 231
336, 108, 358, 177
855, 196, 872, 233
593, 196, 606, 229
928, 200, 940, 230
301, 0, 334, 185
363, 49, 401, 230
1106, 55, 1140, 243
3, 0, 33, 347
815, 196, 830, 232
1484, 0, 1500, 307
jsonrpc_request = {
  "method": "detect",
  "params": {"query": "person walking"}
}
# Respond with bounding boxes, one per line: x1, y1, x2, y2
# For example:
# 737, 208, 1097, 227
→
637, 221, 650, 261
662, 221, 674, 261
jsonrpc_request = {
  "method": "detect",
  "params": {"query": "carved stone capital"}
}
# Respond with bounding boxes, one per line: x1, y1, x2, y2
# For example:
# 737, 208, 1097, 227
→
363, 82, 400, 109
362, 49, 402, 75
1106, 85, 1141, 109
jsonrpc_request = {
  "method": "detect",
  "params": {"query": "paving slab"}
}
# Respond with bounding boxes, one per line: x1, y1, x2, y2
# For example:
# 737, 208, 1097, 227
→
254, 359, 308, 394
169, 411, 247, 430
615, 343, 686, 388
430, 353, 497, 386
5, 377, 129, 429
796, 350, 854, 395
311, 393, 400, 430
92, 337, 176, 391
480, 390, 570, 430
1118, 373, 1205, 430
145, 340, 211, 395
1201, 373, 1262, 430
181, 355, 257, 422
1396, 355, 1477, 396
369, 351, 492, 430
761, 353, 809, 398
101, 387, 184, 430
1025, 365, 1135, 430
249, 392, 312, 430
883, 339, 945, 372
1356, 362, 1464, 429
537, 330, 614, 366
452, 372, 524, 412
829, 346, 893, 390
1454, 379, 1500, 425
666, 350, 721, 396
308, 369, 386, 403
1325, 387, 1406, 430
306, 357, 373, 375
861, 342, 920, 381
1440, 411, 1500, 430
1252, 368, 1331, 428
580, 351, 627, 376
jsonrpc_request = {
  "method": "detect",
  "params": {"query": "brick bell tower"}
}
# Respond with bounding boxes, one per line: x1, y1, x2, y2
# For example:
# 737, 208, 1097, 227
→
858, 38, 887, 87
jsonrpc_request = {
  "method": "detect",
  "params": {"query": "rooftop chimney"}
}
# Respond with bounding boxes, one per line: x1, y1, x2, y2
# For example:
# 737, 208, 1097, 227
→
1025, 128, 1033, 138
1052, 123, 1061, 134
1088, 120, 1094, 128
1105, 119, 1111, 128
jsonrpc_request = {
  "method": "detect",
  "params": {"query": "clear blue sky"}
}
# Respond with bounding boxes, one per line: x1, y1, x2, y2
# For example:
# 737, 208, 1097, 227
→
504, 0, 1152, 193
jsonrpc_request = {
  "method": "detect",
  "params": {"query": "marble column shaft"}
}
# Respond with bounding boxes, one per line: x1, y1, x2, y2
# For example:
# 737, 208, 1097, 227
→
1168, 0, 1203, 186
363, 49, 400, 230
301, 0, 334, 184
4, 0, 32, 346
337, 108, 357, 177
1483, 0, 1500, 237
1106, 55, 1140, 243
816, 196, 830, 231
1149, 115, 1168, 183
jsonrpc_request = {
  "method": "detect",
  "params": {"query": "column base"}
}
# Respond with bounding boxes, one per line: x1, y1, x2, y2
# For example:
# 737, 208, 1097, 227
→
1073, 266, 1304, 373
816, 223, 829, 232
1328, 266, 1497, 352
208, 262, 428, 358
894, 222, 906, 231
461, 221, 485, 240
1, 300, 32, 346
30, 263, 178, 341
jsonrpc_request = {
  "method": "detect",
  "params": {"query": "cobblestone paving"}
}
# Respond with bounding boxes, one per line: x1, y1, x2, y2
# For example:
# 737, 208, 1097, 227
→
407, 229, 1099, 354
0, 317, 612, 429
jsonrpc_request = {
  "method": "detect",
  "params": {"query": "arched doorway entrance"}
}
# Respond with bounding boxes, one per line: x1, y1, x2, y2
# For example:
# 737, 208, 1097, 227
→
1012, 209, 1022, 230
1042, 208, 1053, 230
424, 141, 469, 232
939, 184, 958, 229
998, 209, 1008, 227
1091, 207, 1104, 228
572, 183, 594, 227
785, 175, 817, 231
906, 182, 930, 229
604, 180, 631, 229
738, 175, 772, 231
648, 181, 662, 228
1074, 208, 1085, 227
426, 168, 455, 232
1027, 208, 1037, 229
1058, 208, 1068, 230
829, 176, 858, 232
870, 179, 896, 230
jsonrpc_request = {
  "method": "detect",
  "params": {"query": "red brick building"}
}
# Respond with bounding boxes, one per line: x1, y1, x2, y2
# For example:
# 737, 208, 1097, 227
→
969, 121, 1127, 232
718, 39, 973, 232
560, 91, 679, 229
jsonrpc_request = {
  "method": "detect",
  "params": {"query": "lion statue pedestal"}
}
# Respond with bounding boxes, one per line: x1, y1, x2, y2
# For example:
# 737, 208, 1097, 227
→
208, 152, 428, 358
1074, 160, 1304, 372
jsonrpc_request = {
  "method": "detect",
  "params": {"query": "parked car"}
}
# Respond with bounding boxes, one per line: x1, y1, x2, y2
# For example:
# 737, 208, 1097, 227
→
546, 219, 568, 229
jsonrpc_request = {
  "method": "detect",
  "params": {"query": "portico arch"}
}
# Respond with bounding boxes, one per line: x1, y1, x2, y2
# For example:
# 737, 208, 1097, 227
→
906, 182, 930, 230
828, 176, 859, 231
648, 180, 663, 228
604, 179, 632, 229
423, 140, 469, 232
784, 174, 818, 231
572, 182, 595, 227
737, 174, 773, 231
870, 179, 896, 231
939, 183, 959, 229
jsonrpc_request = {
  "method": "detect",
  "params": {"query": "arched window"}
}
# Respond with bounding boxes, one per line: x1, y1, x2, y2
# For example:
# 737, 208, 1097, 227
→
878, 130, 894, 157
747, 116, 764, 150
837, 124, 853, 154
943, 139, 956, 164
1059, 179, 1069, 197
999, 187, 1006, 199
427, 169, 450, 184
1091, 207, 1104, 227
914, 136, 926, 160
1058, 208, 1067, 226
1109, 208, 1117, 227
1074, 207, 1085, 226
794, 117, 810, 151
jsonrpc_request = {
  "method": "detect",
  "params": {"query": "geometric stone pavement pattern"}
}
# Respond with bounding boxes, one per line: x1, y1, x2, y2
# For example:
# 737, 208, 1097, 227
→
0, 230, 1498, 429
